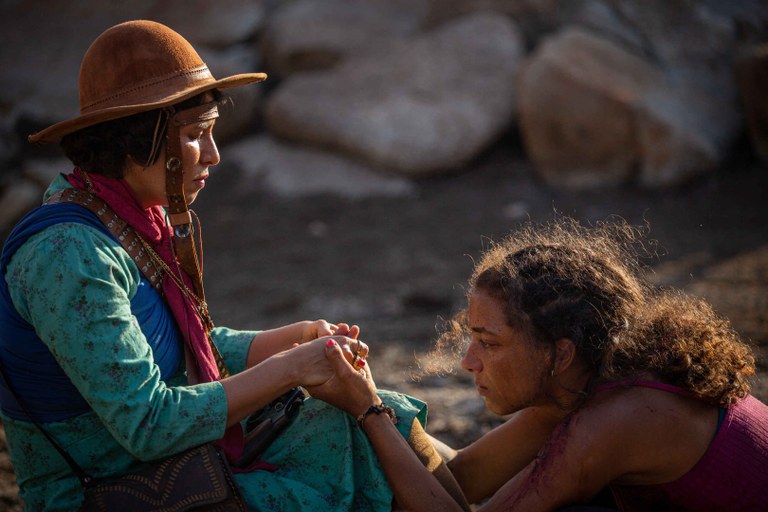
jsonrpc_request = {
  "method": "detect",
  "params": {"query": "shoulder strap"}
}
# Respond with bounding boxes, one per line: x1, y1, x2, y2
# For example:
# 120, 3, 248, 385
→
46, 189, 164, 291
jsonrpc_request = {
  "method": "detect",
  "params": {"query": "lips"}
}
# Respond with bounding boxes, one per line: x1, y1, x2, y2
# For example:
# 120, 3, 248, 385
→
191, 174, 208, 188
475, 382, 489, 395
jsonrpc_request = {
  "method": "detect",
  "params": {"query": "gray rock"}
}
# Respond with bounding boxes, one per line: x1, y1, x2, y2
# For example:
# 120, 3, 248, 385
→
573, 0, 745, 110
518, 27, 739, 189
423, 0, 572, 48
224, 135, 415, 199
261, 0, 429, 76
265, 13, 525, 177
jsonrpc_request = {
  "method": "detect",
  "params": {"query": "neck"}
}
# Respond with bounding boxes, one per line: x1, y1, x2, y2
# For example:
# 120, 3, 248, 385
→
122, 158, 168, 210
549, 365, 592, 413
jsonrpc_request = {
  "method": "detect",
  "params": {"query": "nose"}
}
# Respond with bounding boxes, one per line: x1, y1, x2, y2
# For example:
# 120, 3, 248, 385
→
201, 133, 220, 166
461, 341, 482, 373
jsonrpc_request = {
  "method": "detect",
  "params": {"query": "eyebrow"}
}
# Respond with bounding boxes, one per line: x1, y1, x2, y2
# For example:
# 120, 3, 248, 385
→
471, 326, 500, 336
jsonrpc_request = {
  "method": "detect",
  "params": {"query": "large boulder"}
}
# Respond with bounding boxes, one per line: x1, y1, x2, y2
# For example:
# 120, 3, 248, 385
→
518, 26, 742, 189
424, 0, 574, 48
264, 13, 525, 177
224, 135, 415, 199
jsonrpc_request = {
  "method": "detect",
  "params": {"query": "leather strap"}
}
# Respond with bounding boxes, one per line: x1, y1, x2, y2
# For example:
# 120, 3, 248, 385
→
163, 101, 219, 299
46, 189, 164, 291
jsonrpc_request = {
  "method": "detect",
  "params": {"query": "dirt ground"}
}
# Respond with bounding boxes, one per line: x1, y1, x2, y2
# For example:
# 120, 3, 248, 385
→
0, 137, 766, 510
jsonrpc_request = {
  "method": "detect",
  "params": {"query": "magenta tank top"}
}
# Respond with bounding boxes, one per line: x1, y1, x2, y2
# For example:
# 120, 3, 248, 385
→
601, 381, 768, 511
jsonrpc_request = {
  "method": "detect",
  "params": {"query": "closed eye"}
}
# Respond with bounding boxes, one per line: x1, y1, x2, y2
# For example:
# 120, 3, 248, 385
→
187, 121, 215, 141
477, 338, 495, 349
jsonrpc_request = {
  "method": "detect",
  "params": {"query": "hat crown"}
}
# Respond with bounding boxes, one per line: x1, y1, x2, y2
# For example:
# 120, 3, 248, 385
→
79, 20, 214, 114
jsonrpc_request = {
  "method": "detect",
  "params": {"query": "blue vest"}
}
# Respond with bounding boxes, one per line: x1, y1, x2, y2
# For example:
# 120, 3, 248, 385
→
0, 203, 182, 422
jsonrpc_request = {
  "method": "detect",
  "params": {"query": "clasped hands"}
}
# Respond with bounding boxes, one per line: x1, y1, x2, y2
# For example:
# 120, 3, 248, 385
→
293, 320, 380, 419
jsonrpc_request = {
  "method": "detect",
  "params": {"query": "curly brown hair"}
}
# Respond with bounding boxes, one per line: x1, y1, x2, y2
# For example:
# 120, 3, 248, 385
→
605, 289, 754, 405
431, 217, 755, 406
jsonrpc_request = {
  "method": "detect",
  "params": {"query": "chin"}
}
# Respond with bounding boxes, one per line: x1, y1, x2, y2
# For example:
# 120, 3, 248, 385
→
486, 399, 522, 417
484, 400, 508, 416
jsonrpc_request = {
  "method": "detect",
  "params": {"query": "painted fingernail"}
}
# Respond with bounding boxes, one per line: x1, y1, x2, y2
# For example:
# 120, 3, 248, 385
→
326, 339, 336, 347
358, 360, 366, 367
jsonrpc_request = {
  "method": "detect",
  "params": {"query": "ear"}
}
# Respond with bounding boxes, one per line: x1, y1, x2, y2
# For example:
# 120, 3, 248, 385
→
551, 337, 577, 375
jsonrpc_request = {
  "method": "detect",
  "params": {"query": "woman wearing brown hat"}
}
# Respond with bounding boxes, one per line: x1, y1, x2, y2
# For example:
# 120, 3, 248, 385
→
0, 20, 465, 511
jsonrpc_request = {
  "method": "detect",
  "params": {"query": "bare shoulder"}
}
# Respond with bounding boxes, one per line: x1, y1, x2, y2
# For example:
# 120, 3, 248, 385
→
571, 383, 719, 485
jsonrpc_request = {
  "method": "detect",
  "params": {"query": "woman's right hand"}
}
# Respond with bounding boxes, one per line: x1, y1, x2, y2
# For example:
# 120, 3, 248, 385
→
223, 335, 366, 426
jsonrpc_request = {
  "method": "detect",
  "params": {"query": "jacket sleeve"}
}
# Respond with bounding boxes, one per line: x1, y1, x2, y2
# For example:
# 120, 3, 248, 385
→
211, 326, 261, 375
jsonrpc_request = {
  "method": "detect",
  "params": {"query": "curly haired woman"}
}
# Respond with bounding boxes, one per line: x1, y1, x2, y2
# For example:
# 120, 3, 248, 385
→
318, 217, 768, 511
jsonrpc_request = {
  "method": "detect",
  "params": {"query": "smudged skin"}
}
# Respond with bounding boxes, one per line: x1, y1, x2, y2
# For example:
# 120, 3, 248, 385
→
477, 384, 718, 511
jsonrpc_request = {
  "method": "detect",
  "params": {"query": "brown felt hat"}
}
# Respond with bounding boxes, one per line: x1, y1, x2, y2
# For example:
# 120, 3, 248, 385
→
28, 20, 267, 143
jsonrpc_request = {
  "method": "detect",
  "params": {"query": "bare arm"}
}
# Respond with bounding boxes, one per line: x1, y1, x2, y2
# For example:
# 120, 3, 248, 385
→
245, 320, 360, 367
310, 341, 464, 512
448, 406, 563, 504
362, 414, 464, 512
477, 409, 616, 512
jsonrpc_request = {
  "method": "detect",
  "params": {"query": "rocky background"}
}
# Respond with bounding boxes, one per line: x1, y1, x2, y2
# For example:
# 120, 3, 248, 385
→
1, 1, 768, 509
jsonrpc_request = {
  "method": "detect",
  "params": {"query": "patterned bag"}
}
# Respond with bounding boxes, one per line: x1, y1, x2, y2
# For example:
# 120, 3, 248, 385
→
80, 443, 246, 512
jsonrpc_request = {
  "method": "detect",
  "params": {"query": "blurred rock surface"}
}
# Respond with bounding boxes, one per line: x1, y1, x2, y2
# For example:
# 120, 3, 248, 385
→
265, 13, 524, 176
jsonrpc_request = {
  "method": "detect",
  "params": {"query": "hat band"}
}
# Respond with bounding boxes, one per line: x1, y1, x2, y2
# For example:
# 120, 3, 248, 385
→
82, 65, 214, 114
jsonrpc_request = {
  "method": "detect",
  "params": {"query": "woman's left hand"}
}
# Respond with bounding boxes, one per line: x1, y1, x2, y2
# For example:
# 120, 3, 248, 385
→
300, 320, 361, 343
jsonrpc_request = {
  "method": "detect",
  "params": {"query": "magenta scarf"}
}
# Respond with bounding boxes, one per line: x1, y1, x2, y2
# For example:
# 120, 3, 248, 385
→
66, 168, 271, 471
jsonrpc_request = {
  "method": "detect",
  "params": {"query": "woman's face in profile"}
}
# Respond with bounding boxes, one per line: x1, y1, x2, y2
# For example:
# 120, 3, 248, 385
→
125, 93, 221, 209
462, 290, 551, 415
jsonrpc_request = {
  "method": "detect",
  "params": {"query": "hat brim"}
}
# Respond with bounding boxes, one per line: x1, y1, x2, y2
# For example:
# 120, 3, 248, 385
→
28, 72, 267, 144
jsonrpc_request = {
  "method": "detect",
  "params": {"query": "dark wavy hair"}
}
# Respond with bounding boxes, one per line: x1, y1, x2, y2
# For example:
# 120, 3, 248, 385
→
60, 90, 225, 178
431, 217, 755, 406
